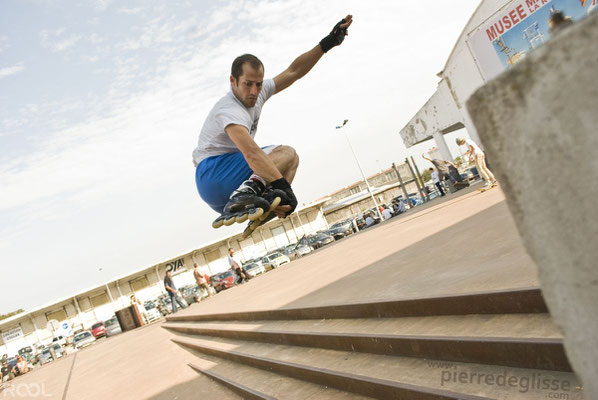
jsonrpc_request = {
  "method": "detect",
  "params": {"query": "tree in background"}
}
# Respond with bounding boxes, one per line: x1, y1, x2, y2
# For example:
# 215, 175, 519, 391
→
421, 168, 432, 184
0, 309, 24, 322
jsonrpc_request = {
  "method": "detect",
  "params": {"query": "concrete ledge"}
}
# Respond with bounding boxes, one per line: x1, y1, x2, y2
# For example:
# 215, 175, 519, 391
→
165, 322, 570, 371
467, 11, 598, 399
174, 337, 489, 400
189, 361, 276, 400
166, 287, 546, 322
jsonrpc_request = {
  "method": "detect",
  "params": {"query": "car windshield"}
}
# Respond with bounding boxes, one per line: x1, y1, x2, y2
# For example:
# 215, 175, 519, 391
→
281, 248, 294, 254
215, 270, 233, 280
91, 323, 103, 329
74, 332, 91, 342
144, 302, 155, 309
244, 263, 259, 270
41, 349, 51, 356
104, 318, 118, 327
269, 252, 282, 258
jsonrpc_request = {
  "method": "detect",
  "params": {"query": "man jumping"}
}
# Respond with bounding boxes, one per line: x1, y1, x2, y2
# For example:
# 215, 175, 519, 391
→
192, 15, 353, 236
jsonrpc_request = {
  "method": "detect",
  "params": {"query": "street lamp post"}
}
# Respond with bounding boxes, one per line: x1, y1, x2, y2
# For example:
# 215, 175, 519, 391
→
336, 120, 385, 221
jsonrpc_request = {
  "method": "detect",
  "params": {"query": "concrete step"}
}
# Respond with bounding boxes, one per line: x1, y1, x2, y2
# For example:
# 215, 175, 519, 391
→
172, 335, 583, 399
187, 353, 371, 399
163, 313, 569, 371
164, 313, 561, 339
166, 287, 546, 322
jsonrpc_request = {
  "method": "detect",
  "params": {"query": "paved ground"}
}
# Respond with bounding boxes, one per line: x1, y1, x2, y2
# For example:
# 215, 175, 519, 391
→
0, 185, 540, 399
0, 321, 240, 400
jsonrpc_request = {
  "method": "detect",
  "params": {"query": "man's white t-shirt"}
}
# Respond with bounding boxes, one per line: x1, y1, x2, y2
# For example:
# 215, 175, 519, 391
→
464, 138, 483, 156
192, 79, 277, 166
431, 170, 440, 184
382, 208, 393, 220
227, 253, 241, 270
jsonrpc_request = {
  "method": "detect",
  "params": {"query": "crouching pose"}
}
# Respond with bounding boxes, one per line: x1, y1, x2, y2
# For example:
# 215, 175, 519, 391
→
192, 15, 353, 237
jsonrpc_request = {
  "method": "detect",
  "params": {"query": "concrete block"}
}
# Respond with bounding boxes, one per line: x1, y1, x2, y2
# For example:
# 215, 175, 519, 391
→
467, 12, 598, 399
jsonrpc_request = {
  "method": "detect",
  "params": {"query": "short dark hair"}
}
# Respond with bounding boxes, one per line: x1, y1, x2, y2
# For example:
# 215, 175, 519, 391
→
231, 54, 264, 82
549, 10, 566, 25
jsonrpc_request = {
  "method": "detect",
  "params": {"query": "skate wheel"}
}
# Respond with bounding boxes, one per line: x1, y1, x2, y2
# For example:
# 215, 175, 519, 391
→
223, 215, 236, 226
212, 217, 225, 229
247, 208, 264, 222
269, 196, 282, 212
236, 213, 249, 223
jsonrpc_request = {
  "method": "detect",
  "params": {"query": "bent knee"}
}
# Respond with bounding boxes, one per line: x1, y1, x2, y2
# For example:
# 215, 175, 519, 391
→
272, 145, 298, 162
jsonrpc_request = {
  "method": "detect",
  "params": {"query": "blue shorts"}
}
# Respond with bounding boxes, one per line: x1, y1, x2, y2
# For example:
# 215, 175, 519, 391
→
195, 146, 277, 213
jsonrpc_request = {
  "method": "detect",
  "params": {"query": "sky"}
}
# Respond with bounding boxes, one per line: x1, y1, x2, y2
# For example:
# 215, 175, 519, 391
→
0, 0, 482, 314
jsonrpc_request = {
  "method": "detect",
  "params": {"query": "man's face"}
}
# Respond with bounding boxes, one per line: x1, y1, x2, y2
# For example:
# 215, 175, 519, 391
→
230, 63, 264, 108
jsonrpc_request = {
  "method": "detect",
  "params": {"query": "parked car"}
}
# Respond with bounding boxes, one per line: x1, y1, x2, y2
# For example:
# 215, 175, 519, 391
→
280, 244, 299, 260
327, 220, 355, 240
243, 262, 266, 277
104, 317, 122, 337
156, 295, 174, 316
243, 257, 264, 268
143, 301, 162, 322
211, 270, 237, 292
39, 343, 64, 364
52, 335, 67, 347
38, 349, 53, 365
261, 252, 290, 270
293, 244, 314, 258
73, 331, 96, 349
6, 356, 18, 369
91, 322, 106, 339
181, 285, 202, 305
307, 232, 335, 249
18, 346, 38, 365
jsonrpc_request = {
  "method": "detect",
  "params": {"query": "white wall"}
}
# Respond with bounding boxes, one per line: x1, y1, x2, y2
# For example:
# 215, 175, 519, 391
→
400, 0, 513, 148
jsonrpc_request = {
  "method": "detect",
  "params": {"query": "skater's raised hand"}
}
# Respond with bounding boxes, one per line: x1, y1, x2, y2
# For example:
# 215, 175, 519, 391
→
320, 15, 353, 53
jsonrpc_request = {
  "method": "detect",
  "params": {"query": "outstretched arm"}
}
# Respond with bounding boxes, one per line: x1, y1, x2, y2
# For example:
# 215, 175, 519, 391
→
273, 15, 352, 93
422, 153, 432, 162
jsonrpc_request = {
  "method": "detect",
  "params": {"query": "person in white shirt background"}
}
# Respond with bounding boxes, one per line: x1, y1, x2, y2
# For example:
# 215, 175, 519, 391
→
456, 137, 497, 190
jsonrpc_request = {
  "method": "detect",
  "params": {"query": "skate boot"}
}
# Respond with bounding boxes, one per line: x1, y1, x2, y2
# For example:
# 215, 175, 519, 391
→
212, 179, 271, 229
241, 188, 289, 238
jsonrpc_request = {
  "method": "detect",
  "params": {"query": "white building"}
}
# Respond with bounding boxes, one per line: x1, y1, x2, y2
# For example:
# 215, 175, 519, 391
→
399, 0, 592, 155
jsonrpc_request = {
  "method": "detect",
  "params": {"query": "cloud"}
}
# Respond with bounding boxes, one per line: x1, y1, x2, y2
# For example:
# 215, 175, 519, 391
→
40, 28, 82, 52
0, 62, 24, 79
93, 0, 113, 11
0, 36, 8, 54
1, 0, 484, 315
118, 7, 143, 15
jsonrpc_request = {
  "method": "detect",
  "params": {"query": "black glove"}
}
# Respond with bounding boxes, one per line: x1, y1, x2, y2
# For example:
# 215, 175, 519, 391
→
270, 177, 297, 216
319, 18, 349, 53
